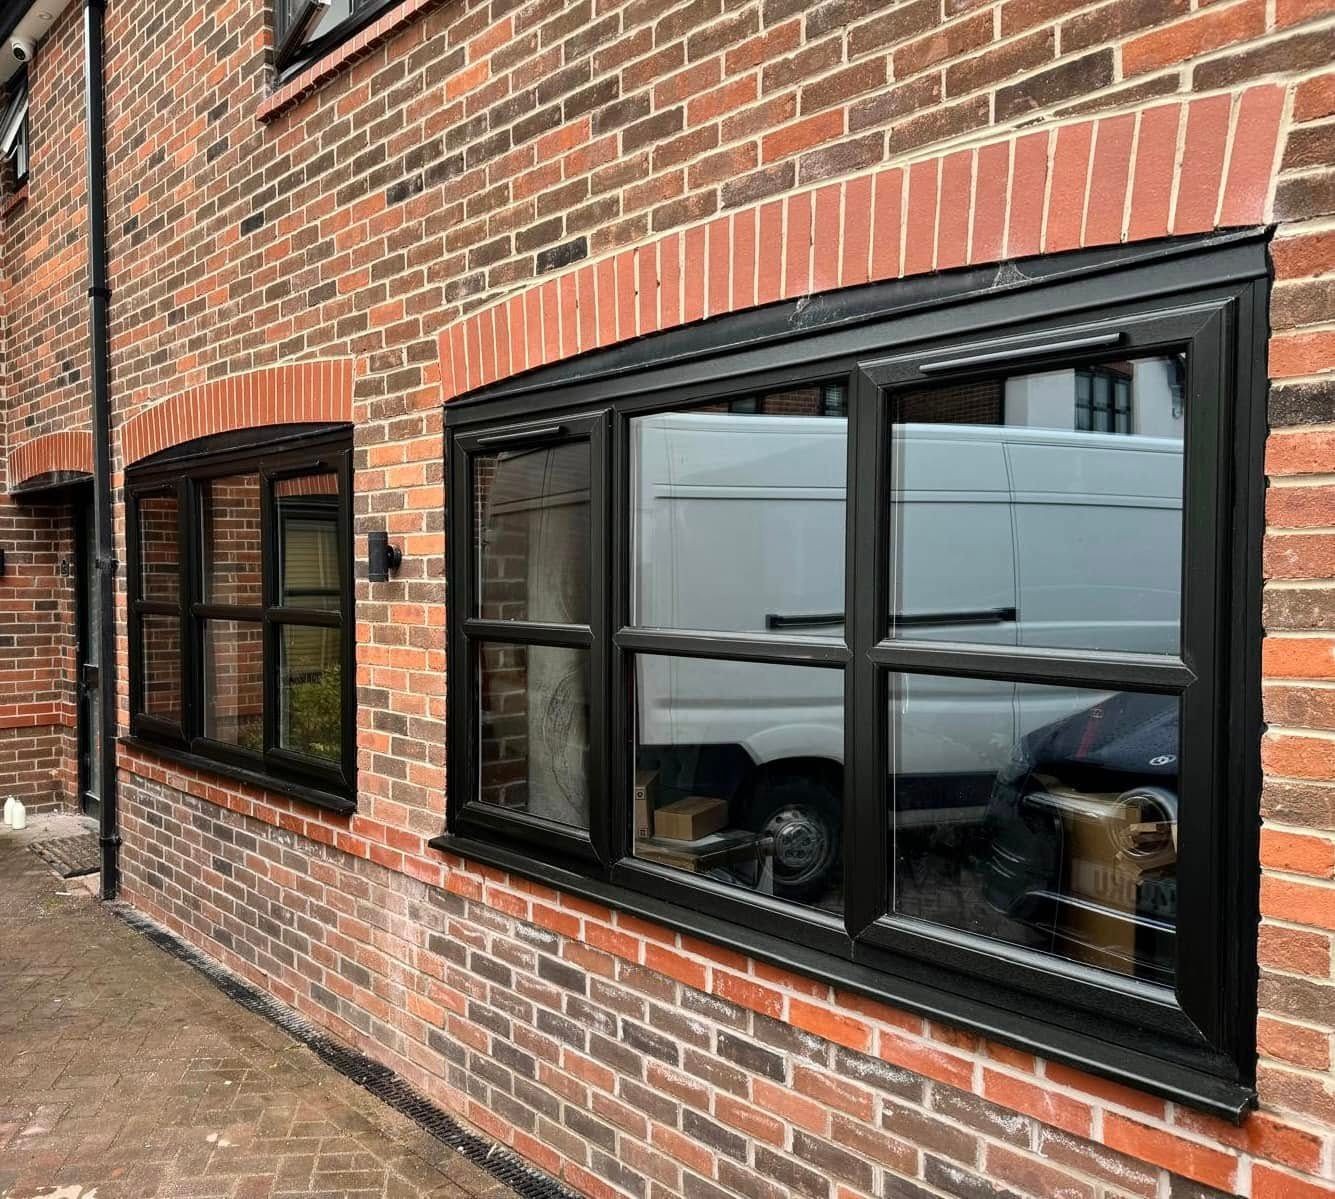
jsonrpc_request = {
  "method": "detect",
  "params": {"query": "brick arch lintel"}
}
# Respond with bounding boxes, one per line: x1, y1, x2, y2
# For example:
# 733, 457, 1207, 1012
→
8, 430, 94, 489
122, 360, 356, 466
439, 83, 1288, 403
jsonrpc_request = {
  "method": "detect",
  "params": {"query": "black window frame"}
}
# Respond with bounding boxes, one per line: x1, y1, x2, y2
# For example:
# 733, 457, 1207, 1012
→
126, 425, 356, 812
272, 0, 396, 80
434, 232, 1269, 1120
2, 69, 28, 190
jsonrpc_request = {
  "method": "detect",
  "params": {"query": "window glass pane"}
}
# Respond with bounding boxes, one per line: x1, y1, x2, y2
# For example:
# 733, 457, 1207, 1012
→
276, 473, 341, 610
138, 493, 179, 603
630, 383, 848, 638
140, 614, 182, 721
633, 654, 844, 914
203, 619, 264, 751
278, 624, 342, 763
475, 441, 590, 624
888, 353, 1186, 654
477, 642, 590, 829
890, 673, 1179, 986
203, 474, 262, 607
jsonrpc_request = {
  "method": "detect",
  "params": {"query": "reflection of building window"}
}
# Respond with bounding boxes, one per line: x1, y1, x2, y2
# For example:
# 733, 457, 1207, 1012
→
126, 426, 354, 809
1075, 365, 1133, 433
1, 72, 28, 191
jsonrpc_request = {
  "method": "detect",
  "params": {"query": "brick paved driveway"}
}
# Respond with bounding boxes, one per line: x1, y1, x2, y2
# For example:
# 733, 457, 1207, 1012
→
0, 818, 513, 1199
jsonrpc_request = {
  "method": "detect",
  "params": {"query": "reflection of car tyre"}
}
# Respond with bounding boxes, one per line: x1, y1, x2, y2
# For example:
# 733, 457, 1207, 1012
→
747, 773, 841, 904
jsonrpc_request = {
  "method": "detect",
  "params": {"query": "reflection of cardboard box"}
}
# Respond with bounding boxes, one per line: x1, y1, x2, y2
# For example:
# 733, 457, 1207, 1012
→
653, 796, 727, 841
634, 770, 657, 841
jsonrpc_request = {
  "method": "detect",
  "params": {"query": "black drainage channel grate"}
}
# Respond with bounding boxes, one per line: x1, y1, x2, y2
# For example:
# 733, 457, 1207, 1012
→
109, 903, 577, 1199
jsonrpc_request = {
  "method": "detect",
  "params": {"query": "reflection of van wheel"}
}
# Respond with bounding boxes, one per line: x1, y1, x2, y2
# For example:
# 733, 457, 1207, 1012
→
748, 773, 841, 904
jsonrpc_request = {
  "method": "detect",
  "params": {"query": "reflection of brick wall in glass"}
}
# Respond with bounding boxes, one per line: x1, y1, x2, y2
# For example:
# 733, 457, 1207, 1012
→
141, 614, 181, 720
201, 476, 265, 748
895, 380, 1004, 425
474, 444, 592, 828
138, 494, 179, 602
204, 475, 262, 607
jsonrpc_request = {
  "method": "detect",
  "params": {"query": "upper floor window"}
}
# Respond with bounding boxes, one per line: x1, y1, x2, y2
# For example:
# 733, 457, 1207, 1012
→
274, 0, 388, 78
438, 235, 1269, 1118
127, 426, 355, 810
1, 71, 28, 191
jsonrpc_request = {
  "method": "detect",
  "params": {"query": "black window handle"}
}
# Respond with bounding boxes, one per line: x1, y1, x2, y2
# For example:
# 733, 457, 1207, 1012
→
917, 332, 1123, 374
475, 424, 566, 448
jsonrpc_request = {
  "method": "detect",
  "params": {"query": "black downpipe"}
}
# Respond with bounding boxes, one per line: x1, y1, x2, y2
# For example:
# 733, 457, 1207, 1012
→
85, 0, 118, 898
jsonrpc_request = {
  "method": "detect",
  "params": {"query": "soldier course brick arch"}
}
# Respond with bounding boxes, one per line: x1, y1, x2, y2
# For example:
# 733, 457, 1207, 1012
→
438, 84, 1286, 402
121, 360, 355, 465
8, 430, 94, 488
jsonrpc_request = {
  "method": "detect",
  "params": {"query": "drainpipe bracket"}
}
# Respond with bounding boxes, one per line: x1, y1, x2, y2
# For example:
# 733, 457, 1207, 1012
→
87, 285, 111, 299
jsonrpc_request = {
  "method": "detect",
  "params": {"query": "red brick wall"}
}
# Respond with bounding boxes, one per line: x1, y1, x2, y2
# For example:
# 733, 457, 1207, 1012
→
0, 2, 88, 815
0, 0, 1331, 1196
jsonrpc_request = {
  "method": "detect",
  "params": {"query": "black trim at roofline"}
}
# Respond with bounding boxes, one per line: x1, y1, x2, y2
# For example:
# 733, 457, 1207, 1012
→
121, 736, 356, 815
444, 228, 1268, 421
430, 832, 1255, 1123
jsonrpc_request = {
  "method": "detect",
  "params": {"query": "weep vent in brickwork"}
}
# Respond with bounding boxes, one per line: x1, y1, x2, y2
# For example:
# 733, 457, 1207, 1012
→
121, 360, 356, 465
439, 85, 1286, 401
7, 430, 94, 489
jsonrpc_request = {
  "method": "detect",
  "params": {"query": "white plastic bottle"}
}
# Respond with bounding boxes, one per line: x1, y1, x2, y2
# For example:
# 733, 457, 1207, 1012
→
2, 796, 14, 827
10, 800, 25, 831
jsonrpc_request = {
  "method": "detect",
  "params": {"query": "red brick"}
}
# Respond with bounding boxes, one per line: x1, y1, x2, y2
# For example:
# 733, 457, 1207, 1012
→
789, 998, 873, 1053
936, 150, 973, 271
1128, 103, 1181, 242
904, 157, 939, 277
1045, 121, 1093, 253
1007, 131, 1049, 259
871, 167, 904, 280
811, 183, 841, 294
1083, 114, 1135, 246
1219, 84, 1286, 227
970, 140, 1009, 265
1254, 1165, 1335, 1199
1172, 93, 1232, 234
1122, 0, 1267, 76
841, 173, 873, 286
783, 190, 812, 299
982, 1069, 1093, 1137
1103, 1115, 1238, 1193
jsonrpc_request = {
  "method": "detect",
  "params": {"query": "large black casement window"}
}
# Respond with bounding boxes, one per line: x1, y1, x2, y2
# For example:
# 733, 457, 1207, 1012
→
437, 235, 1268, 1118
127, 426, 355, 810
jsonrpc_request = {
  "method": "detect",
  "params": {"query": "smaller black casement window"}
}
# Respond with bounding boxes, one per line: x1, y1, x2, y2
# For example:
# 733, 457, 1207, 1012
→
438, 233, 1270, 1120
1, 72, 29, 190
273, 0, 388, 79
127, 425, 355, 811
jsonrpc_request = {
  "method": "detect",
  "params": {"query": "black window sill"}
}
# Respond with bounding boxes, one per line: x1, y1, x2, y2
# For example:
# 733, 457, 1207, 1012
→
430, 831, 1256, 1124
121, 735, 356, 816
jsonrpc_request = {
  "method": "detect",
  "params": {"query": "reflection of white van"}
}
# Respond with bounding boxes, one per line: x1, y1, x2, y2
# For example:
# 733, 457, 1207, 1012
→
630, 413, 1183, 883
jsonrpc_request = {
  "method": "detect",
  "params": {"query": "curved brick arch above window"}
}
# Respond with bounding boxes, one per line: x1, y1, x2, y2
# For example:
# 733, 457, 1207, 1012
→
122, 360, 356, 466
8, 430, 94, 490
439, 84, 1286, 403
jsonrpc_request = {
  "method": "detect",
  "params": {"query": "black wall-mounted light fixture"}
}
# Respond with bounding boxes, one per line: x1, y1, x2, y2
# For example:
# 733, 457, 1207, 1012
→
367, 530, 402, 583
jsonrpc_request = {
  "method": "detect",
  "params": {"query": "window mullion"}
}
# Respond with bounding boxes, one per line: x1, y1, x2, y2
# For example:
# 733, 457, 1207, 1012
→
180, 476, 199, 744
844, 366, 889, 941
260, 467, 278, 759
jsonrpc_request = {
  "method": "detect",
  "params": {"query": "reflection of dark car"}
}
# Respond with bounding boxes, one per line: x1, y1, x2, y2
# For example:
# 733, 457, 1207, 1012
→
983, 692, 1180, 986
